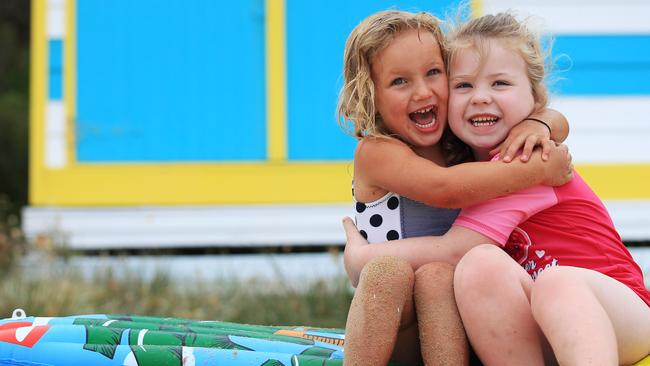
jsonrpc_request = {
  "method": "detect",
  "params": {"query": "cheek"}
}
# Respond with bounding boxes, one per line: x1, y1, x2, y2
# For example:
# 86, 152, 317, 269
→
447, 94, 464, 119
507, 92, 535, 120
447, 98, 465, 134
435, 78, 449, 99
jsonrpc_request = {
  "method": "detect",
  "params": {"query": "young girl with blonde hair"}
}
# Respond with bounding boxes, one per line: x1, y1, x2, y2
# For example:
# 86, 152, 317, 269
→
338, 9, 572, 366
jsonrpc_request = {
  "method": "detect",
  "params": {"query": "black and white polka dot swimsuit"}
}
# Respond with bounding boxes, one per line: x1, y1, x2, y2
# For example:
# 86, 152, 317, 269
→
354, 190, 461, 243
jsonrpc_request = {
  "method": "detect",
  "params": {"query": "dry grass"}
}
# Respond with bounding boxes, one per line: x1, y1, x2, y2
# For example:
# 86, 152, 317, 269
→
0, 255, 353, 328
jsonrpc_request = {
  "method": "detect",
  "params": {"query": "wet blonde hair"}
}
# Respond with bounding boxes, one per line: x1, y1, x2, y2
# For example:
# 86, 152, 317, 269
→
337, 10, 446, 139
446, 12, 549, 110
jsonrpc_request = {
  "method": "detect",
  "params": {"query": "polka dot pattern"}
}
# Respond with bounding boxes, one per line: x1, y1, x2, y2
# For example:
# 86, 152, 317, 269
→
354, 192, 402, 243
369, 214, 383, 227
386, 230, 399, 241
387, 196, 399, 210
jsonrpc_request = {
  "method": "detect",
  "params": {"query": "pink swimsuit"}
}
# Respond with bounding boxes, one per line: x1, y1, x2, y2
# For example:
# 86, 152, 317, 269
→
454, 172, 650, 306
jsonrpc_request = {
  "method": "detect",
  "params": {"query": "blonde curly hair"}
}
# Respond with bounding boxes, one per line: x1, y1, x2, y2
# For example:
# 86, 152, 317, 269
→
337, 10, 446, 140
446, 12, 549, 110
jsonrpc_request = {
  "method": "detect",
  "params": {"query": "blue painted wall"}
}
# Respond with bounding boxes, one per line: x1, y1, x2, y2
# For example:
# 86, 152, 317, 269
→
71, 1, 650, 163
76, 1, 266, 162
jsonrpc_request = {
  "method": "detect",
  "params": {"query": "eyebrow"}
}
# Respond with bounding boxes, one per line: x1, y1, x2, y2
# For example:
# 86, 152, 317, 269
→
449, 74, 473, 81
487, 72, 513, 78
450, 71, 513, 81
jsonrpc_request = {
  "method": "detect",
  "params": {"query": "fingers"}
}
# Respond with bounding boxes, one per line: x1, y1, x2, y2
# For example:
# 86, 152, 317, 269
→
501, 137, 524, 162
554, 143, 574, 183
565, 147, 574, 173
342, 216, 355, 227
342, 216, 363, 243
519, 136, 539, 162
540, 140, 555, 161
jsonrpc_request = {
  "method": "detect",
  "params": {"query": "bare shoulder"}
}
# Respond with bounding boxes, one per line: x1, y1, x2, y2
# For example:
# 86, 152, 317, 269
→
353, 138, 410, 202
355, 137, 412, 166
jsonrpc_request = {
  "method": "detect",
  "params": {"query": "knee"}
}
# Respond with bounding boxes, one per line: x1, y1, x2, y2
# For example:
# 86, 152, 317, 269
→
454, 244, 510, 298
359, 255, 415, 289
413, 262, 454, 298
530, 266, 576, 315
415, 261, 454, 284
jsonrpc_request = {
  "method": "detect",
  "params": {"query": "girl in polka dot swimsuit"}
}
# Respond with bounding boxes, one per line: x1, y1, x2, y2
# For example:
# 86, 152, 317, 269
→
338, 10, 572, 366
343, 12, 650, 365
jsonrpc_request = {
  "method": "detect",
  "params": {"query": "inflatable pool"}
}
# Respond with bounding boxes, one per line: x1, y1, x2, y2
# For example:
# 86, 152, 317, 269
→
1, 309, 649, 365
0, 309, 349, 366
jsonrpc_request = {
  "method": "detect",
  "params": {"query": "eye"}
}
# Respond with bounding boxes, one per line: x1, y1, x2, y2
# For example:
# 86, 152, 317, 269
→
493, 80, 511, 87
454, 81, 472, 89
391, 77, 407, 86
426, 68, 441, 76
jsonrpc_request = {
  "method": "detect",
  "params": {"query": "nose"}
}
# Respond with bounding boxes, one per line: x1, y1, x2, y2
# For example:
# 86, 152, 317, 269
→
471, 86, 492, 104
413, 79, 433, 101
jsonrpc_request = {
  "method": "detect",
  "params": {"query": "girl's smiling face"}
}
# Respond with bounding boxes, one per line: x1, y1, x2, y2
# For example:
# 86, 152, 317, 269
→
448, 38, 536, 160
371, 28, 448, 149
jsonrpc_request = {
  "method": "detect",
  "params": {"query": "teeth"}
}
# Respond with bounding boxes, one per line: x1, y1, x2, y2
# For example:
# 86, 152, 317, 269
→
415, 118, 436, 128
471, 116, 498, 122
470, 116, 498, 126
413, 107, 433, 114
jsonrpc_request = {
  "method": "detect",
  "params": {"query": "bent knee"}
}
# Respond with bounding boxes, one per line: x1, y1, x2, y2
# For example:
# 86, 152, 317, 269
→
415, 261, 454, 282
454, 244, 513, 292
455, 244, 507, 280
413, 262, 455, 305
531, 266, 580, 309
360, 255, 414, 287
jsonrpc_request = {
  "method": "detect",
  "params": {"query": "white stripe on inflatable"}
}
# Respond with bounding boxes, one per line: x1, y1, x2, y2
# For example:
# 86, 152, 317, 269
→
15, 326, 34, 342
123, 351, 137, 366
102, 319, 117, 327
33, 317, 53, 326
45, 101, 66, 168
480, 0, 650, 34
137, 329, 148, 349
550, 96, 650, 163
182, 347, 196, 366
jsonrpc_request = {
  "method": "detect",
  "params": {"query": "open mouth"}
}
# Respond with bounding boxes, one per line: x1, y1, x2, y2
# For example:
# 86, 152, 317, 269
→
469, 115, 499, 127
409, 106, 437, 129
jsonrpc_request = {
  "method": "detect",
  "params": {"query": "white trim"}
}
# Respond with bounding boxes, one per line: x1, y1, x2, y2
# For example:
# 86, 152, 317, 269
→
45, 101, 67, 168
606, 201, 650, 241
47, 0, 66, 38
550, 96, 650, 164
21, 203, 650, 250
480, 0, 650, 34
22, 205, 355, 249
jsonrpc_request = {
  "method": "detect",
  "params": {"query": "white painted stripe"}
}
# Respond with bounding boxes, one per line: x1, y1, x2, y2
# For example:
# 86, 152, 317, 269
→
20, 203, 650, 249
607, 201, 650, 241
480, 0, 650, 34
45, 101, 66, 168
102, 319, 118, 327
550, 96, 650, 164
22, 205, 354, 248
47, 0, 66, 38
